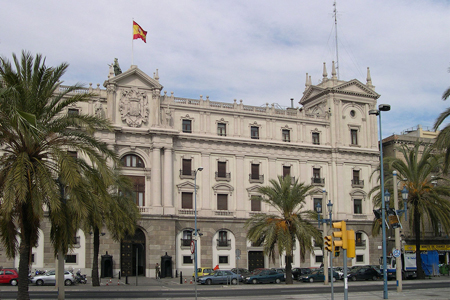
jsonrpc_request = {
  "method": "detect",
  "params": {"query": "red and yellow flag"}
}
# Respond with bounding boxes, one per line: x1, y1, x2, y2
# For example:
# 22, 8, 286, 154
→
133, 21, 147, 43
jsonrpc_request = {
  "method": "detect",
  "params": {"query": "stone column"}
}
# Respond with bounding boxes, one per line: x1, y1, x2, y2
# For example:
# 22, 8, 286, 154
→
235, 155, 245, 217
163, 147, 175, 214
151, 146, 163, 214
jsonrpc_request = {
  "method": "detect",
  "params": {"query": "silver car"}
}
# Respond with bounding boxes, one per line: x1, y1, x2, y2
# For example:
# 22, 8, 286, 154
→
30, 270, 74, 286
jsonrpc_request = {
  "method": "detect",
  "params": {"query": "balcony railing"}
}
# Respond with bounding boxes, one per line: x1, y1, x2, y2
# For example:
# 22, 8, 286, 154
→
356, 240, 366, 248
181, 238, 193, 247
180, 169, 195, 179
311, 177, 325, 186
72, 236, 81, 248
217, 239, 231, 247
351, 179, 364, 188
249, 174, 264, 183
215, 172, 231, 182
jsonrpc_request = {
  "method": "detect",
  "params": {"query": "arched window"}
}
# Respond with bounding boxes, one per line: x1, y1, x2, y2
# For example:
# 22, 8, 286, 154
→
121, 154, 145, 168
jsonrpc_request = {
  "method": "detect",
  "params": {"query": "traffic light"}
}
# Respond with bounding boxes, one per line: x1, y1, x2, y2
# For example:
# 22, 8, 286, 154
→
347, 230, 355, 258
324, 235, 332, 252
332, 221, 348, 249
334, 246, 340, 257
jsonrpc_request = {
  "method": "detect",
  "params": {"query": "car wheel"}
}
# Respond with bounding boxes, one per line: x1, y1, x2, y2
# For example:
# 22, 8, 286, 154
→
309, 278, 314, 283
10, 279, 18, 286
36, 279, 44, 286
252, 279, 258, 284
65, 279, 72, 286
231, 278, 237, 285
372, 276, 378, 281
351, 276, 357, 281
206, 279, 212, 285
275, 278, 281, 284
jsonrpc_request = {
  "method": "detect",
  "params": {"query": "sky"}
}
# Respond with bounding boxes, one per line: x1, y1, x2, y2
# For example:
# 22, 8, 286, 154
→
1, 0, 449, 137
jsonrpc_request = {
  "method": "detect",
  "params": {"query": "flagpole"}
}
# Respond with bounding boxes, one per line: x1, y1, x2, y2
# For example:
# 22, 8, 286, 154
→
132, 18, 134, 65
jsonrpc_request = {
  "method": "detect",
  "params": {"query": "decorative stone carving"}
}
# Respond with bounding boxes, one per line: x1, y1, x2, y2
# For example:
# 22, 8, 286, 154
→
94, 100, 105, 118
162, 106, 172, 127
119, 88, 149, 127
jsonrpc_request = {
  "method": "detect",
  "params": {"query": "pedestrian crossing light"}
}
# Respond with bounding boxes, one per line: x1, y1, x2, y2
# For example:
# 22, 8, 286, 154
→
324, 235, 332, 252
334, 246, 340, 257
332, 221, 348, 250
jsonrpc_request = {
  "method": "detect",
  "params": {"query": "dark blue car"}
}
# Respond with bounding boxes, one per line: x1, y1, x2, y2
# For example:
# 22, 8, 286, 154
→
244, 269, 285, 284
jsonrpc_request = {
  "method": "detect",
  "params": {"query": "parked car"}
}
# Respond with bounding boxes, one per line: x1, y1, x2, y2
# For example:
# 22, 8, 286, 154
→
245, 269, 285, 284
0, 268, 19, 286
193, 267, 215, 279
347, 267, 382, 281
250, 268, 268, 274
231, 268, 251, 277
29, 270, 74, 286
197, 270, 240, 285
292, 268, 315, 280
300, 269, 340, 283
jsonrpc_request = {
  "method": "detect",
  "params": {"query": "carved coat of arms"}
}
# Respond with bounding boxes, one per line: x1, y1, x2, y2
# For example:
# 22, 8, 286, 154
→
119, 88, 149, 127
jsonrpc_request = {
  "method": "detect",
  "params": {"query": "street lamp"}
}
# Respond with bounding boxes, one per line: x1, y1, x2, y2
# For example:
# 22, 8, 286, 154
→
369, 103, 390, 299
194, 167, 203, 300
401, 186, 409, 221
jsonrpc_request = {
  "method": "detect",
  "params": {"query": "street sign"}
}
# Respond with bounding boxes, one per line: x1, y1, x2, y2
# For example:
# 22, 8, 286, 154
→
393, 249, 401, 258
190, 241, 195, 254
235, 249, 241, 259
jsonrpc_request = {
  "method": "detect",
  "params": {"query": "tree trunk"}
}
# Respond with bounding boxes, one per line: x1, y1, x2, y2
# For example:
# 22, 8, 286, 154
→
17, 235, 31, 300
414, 205, 425, 279
92, 227, 100, 286
285, 255, 293, 284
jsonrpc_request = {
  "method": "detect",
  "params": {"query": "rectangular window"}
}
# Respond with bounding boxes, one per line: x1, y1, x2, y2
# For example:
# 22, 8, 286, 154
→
218, 161, 227, 178
313, 198, 322, 213
283, 166, 291, 178
282, 129, 290, 142
312, 132, 320, 145
68, 108, 79, 116
182, 192, 193, 209
315, 255, 323, 263
219, 256, 229, 264
251, 126, 259, 139
182, 119, 192, 133
217, 123, 227, 136
217, 194, 228, 210
351, 129, 358, 145
128, 176, 145, 206
356, 255, 364, 263
183, 256, 193, 264
182, 230, 192, 246
251, 196, 261, 212
251, 164, 260, 180
353, 170, 360, 182
313, 168, 321, 183
182, 159, 192, 176
354, 199, 362, 214
65, 255, 77, 264
31, 253, 35, 264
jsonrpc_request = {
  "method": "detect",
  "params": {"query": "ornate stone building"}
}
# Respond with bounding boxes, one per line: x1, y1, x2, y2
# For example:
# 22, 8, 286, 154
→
1, 62, 384, 278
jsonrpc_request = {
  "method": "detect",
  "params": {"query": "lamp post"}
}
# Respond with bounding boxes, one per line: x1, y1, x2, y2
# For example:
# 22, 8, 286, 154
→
194, 167, 203, 300
369, 104, 390, 299
316, 199, 334, 300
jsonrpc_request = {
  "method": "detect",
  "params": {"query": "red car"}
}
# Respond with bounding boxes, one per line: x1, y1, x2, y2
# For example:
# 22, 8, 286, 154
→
0, 268, 19, 286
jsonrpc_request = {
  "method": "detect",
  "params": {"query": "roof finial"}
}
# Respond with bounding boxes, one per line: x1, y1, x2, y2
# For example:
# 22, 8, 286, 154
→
366, 67, 373, 88
322, 62, 328, 81
331, 61, 337, 80
155, 69, 159, 82
305, 73, 310, 87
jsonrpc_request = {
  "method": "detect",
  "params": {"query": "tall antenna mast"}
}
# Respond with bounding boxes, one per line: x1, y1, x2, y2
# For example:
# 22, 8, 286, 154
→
333, 0, 340, 79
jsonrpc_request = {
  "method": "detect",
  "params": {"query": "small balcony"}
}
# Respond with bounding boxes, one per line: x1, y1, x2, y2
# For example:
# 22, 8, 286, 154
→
351, 179, 364, 188
181, 238, 193, 247
72, 236, 81, 248
356, 240, 366, 248
217, 239, 231, 247
249, 174, 264, 183
215, 172, 231, 182
311, 177, 325, 186
179, 169, 195, 179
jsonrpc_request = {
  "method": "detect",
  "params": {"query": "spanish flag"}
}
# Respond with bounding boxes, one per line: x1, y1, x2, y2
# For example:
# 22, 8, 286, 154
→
133, 21, 147, 43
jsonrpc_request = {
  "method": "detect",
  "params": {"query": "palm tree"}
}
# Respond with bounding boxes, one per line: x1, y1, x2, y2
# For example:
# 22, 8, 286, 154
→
371, 142, 450, 279
433, 84, 450, 169
81, 168, 140, 286
0, 51, 115, 299
245, 175, 320, 284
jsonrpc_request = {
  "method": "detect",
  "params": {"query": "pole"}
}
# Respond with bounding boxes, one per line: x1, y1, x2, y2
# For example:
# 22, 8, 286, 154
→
131, 19, 134, 65
323, 189, 329, 285
330, 208, 334, 300
393, 171, 402, 292
194, 169, 199, 300
379, 112, 388, 299
344, 249, 348, 300
136, 247, 138, 286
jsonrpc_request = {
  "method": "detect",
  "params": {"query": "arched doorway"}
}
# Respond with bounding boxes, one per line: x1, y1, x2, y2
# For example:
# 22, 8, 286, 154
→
121, 228, 146, 276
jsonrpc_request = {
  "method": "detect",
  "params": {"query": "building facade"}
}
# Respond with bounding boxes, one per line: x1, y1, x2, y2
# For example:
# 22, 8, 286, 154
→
1, 62, 384, 277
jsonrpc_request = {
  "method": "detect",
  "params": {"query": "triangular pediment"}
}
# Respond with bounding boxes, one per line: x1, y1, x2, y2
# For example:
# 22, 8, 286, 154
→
103, 65, 163, 90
